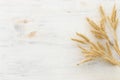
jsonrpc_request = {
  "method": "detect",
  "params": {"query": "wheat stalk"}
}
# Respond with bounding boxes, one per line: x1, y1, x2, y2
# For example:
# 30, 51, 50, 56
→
72, 5, 120, 65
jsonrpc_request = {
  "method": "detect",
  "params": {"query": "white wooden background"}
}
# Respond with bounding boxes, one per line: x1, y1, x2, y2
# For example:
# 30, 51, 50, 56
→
0, 0, 120, 80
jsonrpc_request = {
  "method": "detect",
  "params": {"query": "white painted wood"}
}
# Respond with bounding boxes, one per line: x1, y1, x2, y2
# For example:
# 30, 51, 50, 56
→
0, 0, 120, 80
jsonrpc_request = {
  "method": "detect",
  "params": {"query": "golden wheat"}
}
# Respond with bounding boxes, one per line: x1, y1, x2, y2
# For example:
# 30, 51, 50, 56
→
72, 5, 120, 65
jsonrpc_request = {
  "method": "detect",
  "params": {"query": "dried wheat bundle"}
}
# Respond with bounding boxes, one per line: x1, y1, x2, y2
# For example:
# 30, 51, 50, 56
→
72, 5, 120, 65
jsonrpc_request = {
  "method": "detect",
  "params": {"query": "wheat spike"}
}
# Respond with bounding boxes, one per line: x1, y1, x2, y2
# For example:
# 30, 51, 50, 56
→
86, 18, 99, 30
71, 38, 86, 44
